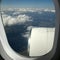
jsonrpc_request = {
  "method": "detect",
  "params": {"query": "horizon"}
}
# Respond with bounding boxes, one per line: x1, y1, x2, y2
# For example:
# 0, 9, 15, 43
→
1, 7, 55, 10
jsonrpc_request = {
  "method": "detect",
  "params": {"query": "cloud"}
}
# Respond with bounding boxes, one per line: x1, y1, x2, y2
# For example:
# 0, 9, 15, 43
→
2, 8, 55, 26
2, 13, 32, 26
2, 14, 16, 26
44, 9, 55, 12
23, 26, 33, 38
17, 14, 31, 23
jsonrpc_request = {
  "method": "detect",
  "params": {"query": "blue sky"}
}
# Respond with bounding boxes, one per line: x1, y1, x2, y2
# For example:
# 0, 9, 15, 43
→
1, 0, 55, 9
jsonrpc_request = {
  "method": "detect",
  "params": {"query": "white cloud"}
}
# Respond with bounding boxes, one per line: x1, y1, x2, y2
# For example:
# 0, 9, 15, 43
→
2, 14, 32, 26
2, 8, 55, 26
44, 9, 55, 12
22, 26, 33, 38
2, 14, 16, 26
17, 14, 31, 24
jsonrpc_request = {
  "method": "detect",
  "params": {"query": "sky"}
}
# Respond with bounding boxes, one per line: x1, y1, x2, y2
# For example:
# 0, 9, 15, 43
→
1, 0, 55, 9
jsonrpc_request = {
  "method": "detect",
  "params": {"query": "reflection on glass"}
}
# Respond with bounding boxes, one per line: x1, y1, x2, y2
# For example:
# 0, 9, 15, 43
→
1, 0, 56, 57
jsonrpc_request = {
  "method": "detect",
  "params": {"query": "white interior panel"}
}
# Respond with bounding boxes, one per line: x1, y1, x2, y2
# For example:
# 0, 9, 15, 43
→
29, 28, 55, 57
47, 28, 55, 53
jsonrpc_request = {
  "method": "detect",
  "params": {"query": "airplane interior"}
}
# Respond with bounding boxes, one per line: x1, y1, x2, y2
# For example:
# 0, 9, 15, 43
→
0, 0, 60, 60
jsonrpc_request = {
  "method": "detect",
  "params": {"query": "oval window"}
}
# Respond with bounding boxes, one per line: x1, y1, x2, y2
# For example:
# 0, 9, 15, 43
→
1, 0, 56, 57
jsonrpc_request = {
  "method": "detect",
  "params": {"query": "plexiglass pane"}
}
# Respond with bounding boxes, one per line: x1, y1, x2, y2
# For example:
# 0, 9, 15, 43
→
1, 0, 56, 57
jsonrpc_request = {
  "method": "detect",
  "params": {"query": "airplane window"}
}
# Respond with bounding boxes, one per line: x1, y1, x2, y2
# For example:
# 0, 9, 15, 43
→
1, 0, 56, 57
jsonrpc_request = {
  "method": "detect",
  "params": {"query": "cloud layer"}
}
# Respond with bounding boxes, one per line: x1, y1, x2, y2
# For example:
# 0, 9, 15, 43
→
2, 14, 31, 26
2, 8, 55, 27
